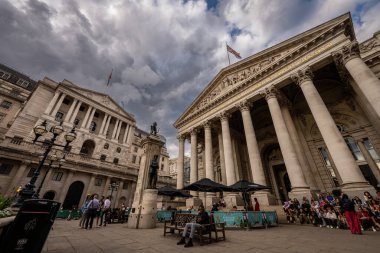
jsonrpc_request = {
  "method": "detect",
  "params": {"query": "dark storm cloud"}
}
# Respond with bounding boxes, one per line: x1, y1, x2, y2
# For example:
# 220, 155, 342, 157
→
1, 0, 379, 156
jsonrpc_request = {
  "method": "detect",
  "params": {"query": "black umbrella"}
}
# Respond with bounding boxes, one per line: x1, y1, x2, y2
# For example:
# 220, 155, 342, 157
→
229, 180, 269, 210
157, 186, 192, 198
229, 180, 269, 192
182, 178, 233, 192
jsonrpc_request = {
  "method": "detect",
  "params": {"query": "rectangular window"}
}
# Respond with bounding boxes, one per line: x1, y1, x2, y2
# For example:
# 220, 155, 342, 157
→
0, 100, 12, 109
113, 158, 119, 164
0, 164, 13, 175
318, 147, 339, 187
363, 138, 380, 169
0, 71, 11, 80
52, 172, 63, 181
100, 155, 107, 161
95, 178, 103, 186
27, 168, 36, 177
16, 79, 29, 88
55, 111, 64, 121
132, 155, 137, 163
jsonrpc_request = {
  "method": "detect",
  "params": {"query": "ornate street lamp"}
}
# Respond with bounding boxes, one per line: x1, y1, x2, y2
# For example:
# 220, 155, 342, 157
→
13, 120, 76, 207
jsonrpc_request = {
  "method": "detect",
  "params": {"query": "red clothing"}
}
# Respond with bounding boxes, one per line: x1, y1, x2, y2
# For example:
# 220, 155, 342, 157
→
254, 202, 260, 211
344, 210, 362, 234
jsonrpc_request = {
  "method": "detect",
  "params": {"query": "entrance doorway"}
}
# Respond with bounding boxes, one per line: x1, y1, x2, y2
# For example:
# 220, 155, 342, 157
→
43, 191, 56, 200
62, 181, 84, 209
273, 164, 292, 203
359, 164, 378, 188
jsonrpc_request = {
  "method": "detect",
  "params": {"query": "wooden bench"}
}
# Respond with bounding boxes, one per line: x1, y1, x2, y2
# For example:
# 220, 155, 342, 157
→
164, 213, 196, 236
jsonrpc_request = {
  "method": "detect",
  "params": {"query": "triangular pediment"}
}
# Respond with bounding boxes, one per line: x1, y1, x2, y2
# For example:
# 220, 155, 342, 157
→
174, 13, 353, 128
61, 80, 135, 122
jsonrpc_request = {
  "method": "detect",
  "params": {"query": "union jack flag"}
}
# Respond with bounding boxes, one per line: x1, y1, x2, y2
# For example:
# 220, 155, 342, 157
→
226, 44, 242, 59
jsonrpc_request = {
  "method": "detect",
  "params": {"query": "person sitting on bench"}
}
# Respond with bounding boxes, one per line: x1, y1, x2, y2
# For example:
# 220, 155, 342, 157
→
177, 205, 210, 247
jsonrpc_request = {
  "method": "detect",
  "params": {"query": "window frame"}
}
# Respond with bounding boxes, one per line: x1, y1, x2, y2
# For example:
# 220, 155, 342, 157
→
0, 100, 12, 109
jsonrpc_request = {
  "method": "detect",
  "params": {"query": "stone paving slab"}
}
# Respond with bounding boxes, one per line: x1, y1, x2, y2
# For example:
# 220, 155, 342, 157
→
41, 220, 380, 253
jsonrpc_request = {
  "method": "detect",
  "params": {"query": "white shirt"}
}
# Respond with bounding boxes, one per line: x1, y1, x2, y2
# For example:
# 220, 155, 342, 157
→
104, 199, 111, 208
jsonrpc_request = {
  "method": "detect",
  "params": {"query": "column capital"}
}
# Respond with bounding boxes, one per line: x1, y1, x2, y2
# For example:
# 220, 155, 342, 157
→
333, 40, 361, 66
190, 127, 199, 136
237, 100, 252, 112
260, 86, 278, 100
202, 121, 212, 130
218, 112, 231, 122
291, 67, 314, 86
177, 134, 186, 141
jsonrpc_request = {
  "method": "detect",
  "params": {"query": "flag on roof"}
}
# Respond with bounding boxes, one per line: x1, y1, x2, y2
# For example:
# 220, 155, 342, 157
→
226, 44, 242, 59
106, 69, 113, 86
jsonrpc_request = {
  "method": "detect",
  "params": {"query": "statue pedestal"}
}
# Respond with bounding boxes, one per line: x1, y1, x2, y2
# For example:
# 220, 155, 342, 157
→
128, 189, 158, 229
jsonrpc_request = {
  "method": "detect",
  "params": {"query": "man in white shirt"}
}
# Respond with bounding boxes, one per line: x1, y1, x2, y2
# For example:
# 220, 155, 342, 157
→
100, 196, 111, 226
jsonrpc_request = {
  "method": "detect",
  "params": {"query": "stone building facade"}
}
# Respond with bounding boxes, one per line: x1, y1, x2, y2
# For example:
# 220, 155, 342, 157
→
0, 76, 173, 209
169, 156, 190, 185
174, 13, 380, 207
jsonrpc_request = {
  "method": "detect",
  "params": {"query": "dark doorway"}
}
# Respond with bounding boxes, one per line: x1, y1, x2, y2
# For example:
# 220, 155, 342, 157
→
62, 181, 84, 209
359, 164, 378, 188
273, 164, 291, 203
43, 191, 55, 200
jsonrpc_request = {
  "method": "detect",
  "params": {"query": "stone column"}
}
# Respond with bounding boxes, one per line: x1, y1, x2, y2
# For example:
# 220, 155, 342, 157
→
64, 99, 78, 122
219, 113, 236, 185
334, 41, 380, 119
102, 177, 111, 197
123, 124, 130, 143
85, 108, 97, 129
115, 121, 123, 141
69, 101, 82, 123
51, 93, 66, 117
115, 181, 125, 208
103, 115, 112, 136
357, 140, 380, 186
58, 170, 74, 203
112, 119, 120, 139
177, 135, 185, 189
280, 99, 318, 191
238, 100, 266, 186
45, 91, 61, 115
81, 106, 93, 129
126, 126, 135, 145
99, 114, 108, 135
6, 162, 28, 197
291, 67, 373, 195
204, 122, 214, 180
217, 128, 227, 185
190, 129, 199, 196
262, 86, 310, 199
80, 174, 96, 205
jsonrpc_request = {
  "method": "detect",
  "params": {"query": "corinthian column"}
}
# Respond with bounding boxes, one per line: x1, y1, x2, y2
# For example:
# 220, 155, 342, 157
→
177, 135, 185, 189
238, 100, 266, 186
219, 113, 236, 185
190, 129, 199, 196
333, 41, 380, 119
291, 67, 372, 194
262, 86, 310, 197
204, 121, 214, 181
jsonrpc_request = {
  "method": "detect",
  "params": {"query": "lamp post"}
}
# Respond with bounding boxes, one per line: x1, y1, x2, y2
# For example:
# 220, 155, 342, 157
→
13, 120, 76, 207
109, 181, 119, 209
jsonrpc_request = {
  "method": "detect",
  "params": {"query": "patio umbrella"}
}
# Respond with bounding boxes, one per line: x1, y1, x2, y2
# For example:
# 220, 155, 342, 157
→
182, 178, 232, 192
157, 186, 192, 198
228, 180, 269, 210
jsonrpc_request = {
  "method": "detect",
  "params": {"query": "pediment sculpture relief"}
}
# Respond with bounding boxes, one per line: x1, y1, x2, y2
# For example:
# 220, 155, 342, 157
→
360, 38, 379, 54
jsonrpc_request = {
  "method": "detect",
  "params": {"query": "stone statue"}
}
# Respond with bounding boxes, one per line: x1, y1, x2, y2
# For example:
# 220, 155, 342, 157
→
150, 122, 158, 135
148, 155, 159, 189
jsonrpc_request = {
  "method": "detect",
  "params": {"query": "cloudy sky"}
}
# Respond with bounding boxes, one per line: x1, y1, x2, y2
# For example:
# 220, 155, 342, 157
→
1, 0, 379, 157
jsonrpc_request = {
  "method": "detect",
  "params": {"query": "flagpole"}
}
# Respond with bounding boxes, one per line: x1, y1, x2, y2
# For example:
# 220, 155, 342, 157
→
226, 42, 231, 65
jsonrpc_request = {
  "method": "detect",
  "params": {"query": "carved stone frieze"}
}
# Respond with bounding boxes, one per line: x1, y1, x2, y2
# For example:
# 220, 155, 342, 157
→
359, 38, 379, 53
291, 67, 314, 86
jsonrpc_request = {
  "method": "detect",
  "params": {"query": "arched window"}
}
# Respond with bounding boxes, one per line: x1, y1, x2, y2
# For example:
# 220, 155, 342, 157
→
89, 121, 97, 132
344, 137, 364, 161
80, 140, 96, 156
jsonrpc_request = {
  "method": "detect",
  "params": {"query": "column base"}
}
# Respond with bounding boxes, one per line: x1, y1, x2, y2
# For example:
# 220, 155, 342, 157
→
341, 182, 377, 198
205, 193, 219, 210
224, 193, 244, 209
288, 187, 312, 202
127, 189, 157, 229
186, 198, 203, 209
252, 190, 277, 206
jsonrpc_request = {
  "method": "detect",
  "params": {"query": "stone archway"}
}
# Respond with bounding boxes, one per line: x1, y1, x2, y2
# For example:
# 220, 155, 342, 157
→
80, 139, 96, 156
62, 181, 85, 209
43, 190, 56, 200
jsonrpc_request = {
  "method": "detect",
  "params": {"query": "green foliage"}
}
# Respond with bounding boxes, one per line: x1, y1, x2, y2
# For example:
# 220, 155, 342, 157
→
0, 194, 13, 210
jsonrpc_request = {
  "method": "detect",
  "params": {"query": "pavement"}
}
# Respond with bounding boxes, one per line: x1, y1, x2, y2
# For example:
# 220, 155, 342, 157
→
42, 219, 380, 253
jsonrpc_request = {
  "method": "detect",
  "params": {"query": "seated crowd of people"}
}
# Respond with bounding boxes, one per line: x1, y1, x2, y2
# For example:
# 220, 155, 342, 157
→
283, 191, 380, 233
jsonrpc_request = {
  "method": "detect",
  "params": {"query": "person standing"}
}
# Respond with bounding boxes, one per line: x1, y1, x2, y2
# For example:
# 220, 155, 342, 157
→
96, 196, 105, 227
100, 196, 111, 226
341, 193, 361, 235
85, 194, 100, 229
254, 198, 260, 211
79, 195, 91, 228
